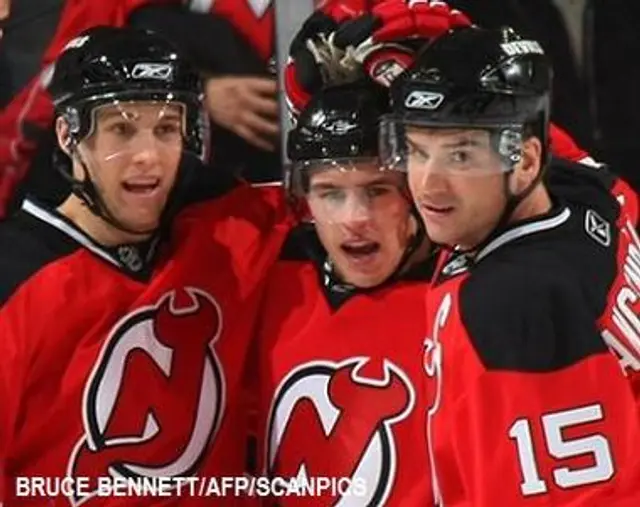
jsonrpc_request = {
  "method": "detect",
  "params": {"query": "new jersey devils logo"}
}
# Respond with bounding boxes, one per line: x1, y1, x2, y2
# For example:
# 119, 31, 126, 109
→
67, 288, 225, 505
267, 358, 414, 505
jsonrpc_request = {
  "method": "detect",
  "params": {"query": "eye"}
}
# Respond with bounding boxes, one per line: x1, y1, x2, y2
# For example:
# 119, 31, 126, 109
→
155, 123, 181, 137
407, 142, 429, 162
450, 150, 471, 164
108, 122, 134, 137
366, 185, 392, 198
318, 189, 345, 201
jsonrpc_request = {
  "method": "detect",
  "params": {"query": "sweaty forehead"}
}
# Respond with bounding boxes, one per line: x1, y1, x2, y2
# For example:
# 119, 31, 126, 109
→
95, 101, 183, 122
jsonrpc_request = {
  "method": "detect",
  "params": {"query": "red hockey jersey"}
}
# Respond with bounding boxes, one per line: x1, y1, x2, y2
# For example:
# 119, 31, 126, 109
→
0, 176, 293, 506
253, 226, 435, 506
422, 158, 640, 507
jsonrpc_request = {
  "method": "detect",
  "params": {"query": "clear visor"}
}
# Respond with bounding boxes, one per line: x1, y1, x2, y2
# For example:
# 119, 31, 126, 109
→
379, 115, 524, 176
288, 156, 411, 226
74, 98, 202, 171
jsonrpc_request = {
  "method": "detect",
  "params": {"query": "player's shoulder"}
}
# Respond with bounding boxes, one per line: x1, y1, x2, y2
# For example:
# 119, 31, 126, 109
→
278, 223, 323, 263
0, 201, 80, 307
458, 211, 610, 372
547, 156, 627, 222
180, 173, 289, 228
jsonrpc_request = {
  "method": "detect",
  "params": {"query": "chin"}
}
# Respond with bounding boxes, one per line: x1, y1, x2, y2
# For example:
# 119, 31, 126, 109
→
117, 216, 161, 235
346, 270, 391, 289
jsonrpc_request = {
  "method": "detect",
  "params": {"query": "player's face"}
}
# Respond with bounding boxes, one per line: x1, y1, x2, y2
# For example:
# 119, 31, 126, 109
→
405, 127, 508, 250
77, 101, 184, 233
307, 162, 415, 288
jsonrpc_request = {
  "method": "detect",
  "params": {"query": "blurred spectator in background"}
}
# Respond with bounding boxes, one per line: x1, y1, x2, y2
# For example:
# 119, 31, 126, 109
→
129, 0, 281, 184
586, 0, 640, 191
0, 0, 63, 107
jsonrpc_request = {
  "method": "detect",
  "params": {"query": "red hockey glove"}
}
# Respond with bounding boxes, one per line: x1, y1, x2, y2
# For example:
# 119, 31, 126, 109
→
284, 0, 374, 117
334, 0, 472, 85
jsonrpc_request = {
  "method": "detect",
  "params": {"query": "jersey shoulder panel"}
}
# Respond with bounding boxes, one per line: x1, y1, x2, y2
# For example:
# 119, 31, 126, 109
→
459, 245, 609, 372
180, 179, 289, 231
279, 224, 324, 262
547, 156, 623, 222
0, 211, 80, 307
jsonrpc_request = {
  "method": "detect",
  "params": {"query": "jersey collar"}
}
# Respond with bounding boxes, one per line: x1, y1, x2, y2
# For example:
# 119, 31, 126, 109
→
21, 197, 163, 280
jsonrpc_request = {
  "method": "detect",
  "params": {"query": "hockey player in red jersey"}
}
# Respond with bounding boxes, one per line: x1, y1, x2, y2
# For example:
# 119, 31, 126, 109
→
381, 25, 640, 506
253, 80, 437, 506
0, 26, 292, 506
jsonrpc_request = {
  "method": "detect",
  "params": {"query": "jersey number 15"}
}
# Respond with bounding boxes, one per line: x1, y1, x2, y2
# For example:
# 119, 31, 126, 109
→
509, 403, 615, 496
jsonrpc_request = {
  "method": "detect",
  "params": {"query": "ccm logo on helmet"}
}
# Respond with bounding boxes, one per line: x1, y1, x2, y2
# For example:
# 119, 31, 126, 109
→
404, 91, 445, 111
131, 63, 174, 80
500, 40, 544, 56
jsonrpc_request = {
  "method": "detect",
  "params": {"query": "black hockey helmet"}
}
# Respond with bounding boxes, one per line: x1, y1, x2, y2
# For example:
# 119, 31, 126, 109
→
381, 25, 552, 171
48, 25, 208, 159
287, 80, 389, 162
47, 25, 209, 235
286, 79, 392, 198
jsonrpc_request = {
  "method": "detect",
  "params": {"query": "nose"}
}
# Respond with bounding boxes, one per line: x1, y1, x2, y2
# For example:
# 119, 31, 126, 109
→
409, 159, 450, 199
129, 130, 162, 167
343, 193, 374, 225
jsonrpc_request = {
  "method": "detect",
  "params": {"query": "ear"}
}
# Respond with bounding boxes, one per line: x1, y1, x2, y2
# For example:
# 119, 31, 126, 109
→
510, 136, 543, 194
55, 116, 74, 156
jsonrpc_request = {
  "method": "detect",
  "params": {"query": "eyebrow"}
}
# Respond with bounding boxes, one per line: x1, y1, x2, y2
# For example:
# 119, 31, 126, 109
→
310, 175, 394, 191
406, 136, 484, 152
441, 138, 484, 149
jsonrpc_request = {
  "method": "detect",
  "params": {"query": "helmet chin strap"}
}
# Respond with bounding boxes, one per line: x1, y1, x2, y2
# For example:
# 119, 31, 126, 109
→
59, 142, 159, 239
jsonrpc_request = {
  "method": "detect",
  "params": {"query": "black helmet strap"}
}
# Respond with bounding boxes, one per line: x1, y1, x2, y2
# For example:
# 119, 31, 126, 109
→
58, 139, 158, 237
459, 155, 545, 257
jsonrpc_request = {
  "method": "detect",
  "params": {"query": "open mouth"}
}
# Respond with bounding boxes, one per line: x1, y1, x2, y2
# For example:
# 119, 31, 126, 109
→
340, 241, 381, 258
421, 203, 454, 215
122, 179, 160, 195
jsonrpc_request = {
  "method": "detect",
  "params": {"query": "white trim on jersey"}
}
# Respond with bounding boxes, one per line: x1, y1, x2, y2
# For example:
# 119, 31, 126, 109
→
187, 0, 215, 13
21, 198, 122, 269
476, 207, 572, 262
251, 180, 283, 188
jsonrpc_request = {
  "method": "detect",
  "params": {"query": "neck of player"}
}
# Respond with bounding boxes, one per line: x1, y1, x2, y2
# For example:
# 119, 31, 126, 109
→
509, 183, 553, 224
58, 194, 154, 246
459, 183, 553, 253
